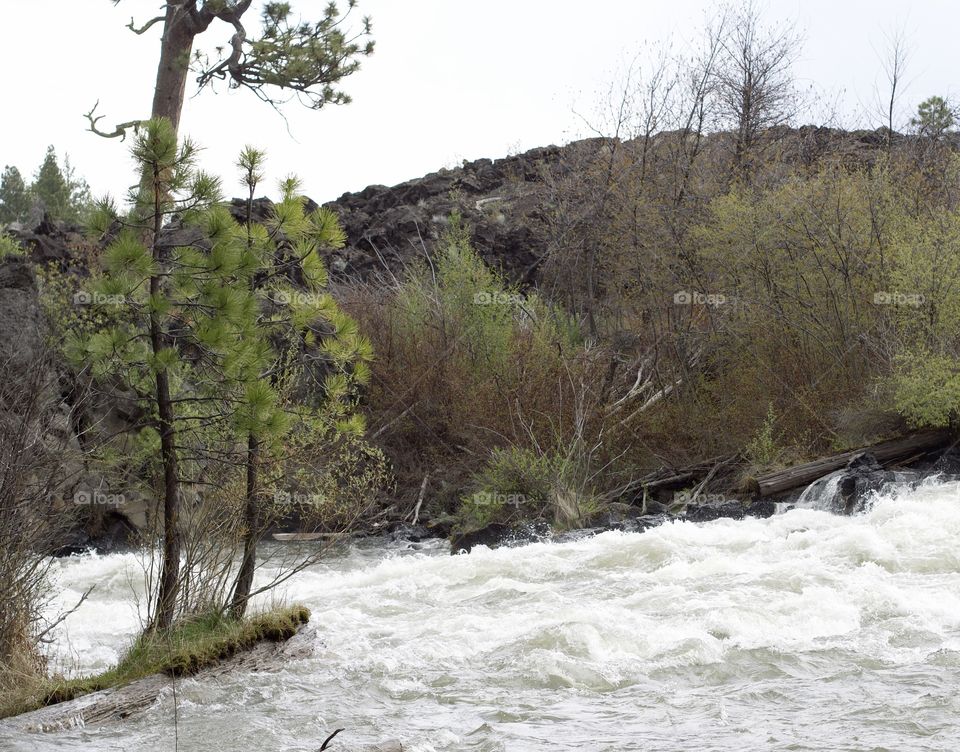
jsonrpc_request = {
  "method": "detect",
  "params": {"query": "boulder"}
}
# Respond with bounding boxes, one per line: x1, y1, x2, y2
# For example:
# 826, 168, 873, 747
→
744, 499, 778, 518
798, 452, 921, 514
449, 520, 550, 553
683, 499, 745, 522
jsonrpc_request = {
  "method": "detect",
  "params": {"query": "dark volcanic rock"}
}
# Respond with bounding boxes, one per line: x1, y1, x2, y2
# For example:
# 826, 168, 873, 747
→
744, 499, 778, 518
930, 447, 960, 476
8, 214, 87, 268
683, 499, 745, 522
800, 452, 919, 514
322, 143, 582, 285
610, 513, 670, 533
450, 520, 550, 554
834, 452, 908, 513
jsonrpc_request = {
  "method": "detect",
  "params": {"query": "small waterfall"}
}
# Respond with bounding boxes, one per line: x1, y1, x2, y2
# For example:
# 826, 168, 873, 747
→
794, 470, 845, 511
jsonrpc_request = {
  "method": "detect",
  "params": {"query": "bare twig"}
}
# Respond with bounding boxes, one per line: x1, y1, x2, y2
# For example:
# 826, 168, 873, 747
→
84, 100, 142, 140
35, 585, 96, 644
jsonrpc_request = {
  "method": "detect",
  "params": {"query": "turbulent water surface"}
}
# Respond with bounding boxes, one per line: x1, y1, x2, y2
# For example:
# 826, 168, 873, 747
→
5, 480, 960, 751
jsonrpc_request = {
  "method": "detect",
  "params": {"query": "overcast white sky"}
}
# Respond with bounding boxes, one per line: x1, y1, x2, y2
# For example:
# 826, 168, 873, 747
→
2, 0, 957, 203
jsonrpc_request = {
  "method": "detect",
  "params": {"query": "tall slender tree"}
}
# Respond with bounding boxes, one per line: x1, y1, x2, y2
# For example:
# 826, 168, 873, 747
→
226, 148, 372, 617
72, 118, 243, 630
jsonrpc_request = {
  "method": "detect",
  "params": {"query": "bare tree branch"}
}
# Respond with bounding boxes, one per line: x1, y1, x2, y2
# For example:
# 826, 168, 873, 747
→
126, 15, 166, 35
85, 100, 143, 140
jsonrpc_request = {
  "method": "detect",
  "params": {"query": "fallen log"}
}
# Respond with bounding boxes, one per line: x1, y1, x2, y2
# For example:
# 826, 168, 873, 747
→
271, 532, 345, 542
750, 429, 952, 497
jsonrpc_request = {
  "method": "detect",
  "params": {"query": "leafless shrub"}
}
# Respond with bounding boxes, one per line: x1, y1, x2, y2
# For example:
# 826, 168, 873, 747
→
0, 344, 83, 688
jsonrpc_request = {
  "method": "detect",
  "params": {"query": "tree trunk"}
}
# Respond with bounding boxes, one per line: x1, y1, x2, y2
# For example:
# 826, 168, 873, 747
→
149, 168, 181, 632
230, 433, 261, 619
152, 358, 181, 631
151, 4, 199, 137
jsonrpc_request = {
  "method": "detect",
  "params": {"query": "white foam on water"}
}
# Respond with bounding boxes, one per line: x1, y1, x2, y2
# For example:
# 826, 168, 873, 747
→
6, 479, 960, 750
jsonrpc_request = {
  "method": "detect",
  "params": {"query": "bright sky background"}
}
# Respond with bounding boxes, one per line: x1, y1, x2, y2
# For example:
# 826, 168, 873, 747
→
2, 0, 957, 203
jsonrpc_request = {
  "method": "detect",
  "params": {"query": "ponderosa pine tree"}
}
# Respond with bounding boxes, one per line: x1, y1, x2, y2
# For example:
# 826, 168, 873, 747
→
0, 167, 29, 226
912, 96, 955, 141
226, 147, 372, 618
73, 121, 374, 627
91, 1, 374, 140
32, 147, 71, 221
72, 118, 242, 630
29, 147, 92, 224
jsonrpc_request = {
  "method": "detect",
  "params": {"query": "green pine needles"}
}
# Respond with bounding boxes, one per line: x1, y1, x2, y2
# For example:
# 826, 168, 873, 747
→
70, 118, 376, 629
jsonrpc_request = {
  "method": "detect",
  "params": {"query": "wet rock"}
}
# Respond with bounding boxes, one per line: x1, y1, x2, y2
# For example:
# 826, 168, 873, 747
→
88, 510, 139, 552
931, 447, 960, 476
388, 523, 435, 543
801, 452, 921, 514
600, 512, 670, 533
449, 523, 510, 553
51, 529, 92, 558
626, 513, 671, 533
596, 501, 645, 526
683, 499, 745, 522
744, 499, 778, 518
834, 452, 909, 513
449, 520, 550, 553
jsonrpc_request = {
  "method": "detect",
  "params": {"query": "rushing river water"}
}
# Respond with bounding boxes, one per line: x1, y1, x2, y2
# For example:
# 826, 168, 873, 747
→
4, 479, 960, 751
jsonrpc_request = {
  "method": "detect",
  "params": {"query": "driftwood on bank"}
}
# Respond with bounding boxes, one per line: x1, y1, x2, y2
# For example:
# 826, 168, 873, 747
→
750, 429, 952, 497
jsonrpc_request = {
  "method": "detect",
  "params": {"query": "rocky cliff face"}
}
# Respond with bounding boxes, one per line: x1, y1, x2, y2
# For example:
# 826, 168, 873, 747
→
321, 142, 586, 285
0, 260, 139, 553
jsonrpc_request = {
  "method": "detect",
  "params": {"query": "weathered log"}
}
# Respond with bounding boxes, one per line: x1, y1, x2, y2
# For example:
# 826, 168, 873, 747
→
750, 429, 952, 497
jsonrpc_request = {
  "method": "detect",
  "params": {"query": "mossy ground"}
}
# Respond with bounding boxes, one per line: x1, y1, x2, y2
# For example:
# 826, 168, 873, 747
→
0, 604, 309, 719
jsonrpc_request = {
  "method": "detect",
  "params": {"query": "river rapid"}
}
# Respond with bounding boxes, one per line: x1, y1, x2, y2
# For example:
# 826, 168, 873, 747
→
4, 479, 960, 751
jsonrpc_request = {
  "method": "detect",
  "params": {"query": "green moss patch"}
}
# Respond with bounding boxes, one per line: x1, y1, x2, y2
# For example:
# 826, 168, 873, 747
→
1, 604, 309, 719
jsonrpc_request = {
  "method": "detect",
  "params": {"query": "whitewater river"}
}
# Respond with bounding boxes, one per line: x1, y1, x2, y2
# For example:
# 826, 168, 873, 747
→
4, 479, 960, 751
